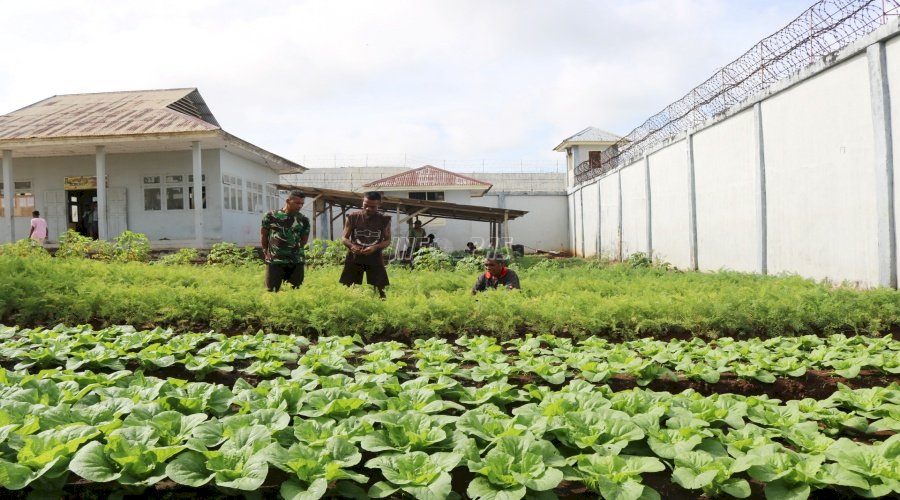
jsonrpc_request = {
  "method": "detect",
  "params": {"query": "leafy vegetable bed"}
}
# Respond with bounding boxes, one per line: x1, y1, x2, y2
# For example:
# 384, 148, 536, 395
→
0, 328, 898, 499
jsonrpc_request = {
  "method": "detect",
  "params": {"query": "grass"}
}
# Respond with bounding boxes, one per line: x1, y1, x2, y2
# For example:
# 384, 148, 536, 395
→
0, 254, 898, 340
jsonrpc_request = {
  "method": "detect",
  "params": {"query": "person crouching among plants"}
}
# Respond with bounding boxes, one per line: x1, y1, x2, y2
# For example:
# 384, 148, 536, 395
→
260, 190, 310, 292
471, 253, 520, 294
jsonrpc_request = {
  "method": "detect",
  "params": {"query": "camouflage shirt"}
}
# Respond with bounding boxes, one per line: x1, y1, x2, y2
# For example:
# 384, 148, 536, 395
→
261, 210, 310, 265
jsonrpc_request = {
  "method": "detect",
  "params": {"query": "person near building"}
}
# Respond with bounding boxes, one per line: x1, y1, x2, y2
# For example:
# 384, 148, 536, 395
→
408, 219, 427, 258
260, 190, 310, 292
84, 202, 99, 239
340, 191, 392, 299
471, 253, 521, 294
465, 241, 478, 254
29, 211, 48, 245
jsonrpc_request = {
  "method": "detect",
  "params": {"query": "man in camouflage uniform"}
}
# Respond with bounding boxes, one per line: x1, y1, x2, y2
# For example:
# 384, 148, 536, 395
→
260, 190, 311, 292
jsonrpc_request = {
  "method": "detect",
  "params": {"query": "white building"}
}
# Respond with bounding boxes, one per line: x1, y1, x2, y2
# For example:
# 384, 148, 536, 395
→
0, 88, 305, 246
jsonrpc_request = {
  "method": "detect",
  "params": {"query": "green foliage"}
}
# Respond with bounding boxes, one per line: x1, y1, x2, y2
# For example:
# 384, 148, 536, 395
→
112, 231, 150, 262
56, 230, 105, 260
304, 239, 347, 268
0, 255, 899, 339
413, 247, 453, 271
528, 257, 564, 271
0, 239, 50, 259
206, 242, 259, 266
156, 248, 200, 266
56, 229, 150, 262
454, 254, 482, 273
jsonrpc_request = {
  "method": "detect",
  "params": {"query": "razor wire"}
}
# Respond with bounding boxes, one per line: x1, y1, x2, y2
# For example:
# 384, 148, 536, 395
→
576, 0, 898, 184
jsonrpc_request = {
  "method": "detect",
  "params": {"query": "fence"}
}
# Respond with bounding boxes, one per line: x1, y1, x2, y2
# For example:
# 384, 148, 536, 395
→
576, 0, 898, 184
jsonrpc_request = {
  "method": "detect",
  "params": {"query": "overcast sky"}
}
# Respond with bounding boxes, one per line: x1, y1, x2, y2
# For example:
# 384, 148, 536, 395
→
0, 0, 815, 170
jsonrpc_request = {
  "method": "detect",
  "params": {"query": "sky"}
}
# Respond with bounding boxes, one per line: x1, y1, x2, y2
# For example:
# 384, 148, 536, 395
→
0, 0, 816, 171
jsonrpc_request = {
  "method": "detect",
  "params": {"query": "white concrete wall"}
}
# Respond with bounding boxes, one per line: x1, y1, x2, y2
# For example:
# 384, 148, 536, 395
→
219, 150, 282, 245
884, 35, 900, 283
579, 183, 600, 257
762, 54, 877, 284
692, 109, 759, 272
565, 21, 900, 288
619, 163, 648, 258
480, 193, 568, 252
648, 140, 691, 268
598, 172, 620, 259
114, 150, 221, 241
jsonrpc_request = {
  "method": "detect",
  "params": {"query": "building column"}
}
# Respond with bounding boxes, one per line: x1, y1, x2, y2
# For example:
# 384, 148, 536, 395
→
596, 178, 602, 257
95, 146, 107, 240
192, 141, 204, 247
753, 103, 769, 275
644, 156, 652, 257
868, 42, 897, 288
503, 210, 509, 248
617, 170, 623, 262
2, 150, 13, 242
579, 187, 585, 257
686, 135, 699, 271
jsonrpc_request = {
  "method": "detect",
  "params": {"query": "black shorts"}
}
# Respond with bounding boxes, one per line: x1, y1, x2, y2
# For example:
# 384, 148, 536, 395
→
339, 255, 389, 288
266, 262, 304, 292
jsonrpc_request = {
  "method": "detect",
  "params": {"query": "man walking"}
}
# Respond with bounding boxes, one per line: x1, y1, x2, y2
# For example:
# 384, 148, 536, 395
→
29, 211, 48, 245
260, 190, 310, 292
340, 191, 392, 298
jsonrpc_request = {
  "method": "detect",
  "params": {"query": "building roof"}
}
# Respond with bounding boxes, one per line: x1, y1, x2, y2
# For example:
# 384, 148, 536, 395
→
0, 88, 305, 173
363, 165, 492, 195
553, 126, 622, 151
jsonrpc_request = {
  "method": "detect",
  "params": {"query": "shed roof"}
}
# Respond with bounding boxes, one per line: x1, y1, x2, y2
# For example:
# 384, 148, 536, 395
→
275, 184, 526, 224
553, 126, 622, 151
364, 165, 492, 195
0, 88, 304, 173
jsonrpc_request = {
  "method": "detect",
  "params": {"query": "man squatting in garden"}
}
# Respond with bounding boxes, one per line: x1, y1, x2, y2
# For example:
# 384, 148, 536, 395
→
260, 190, 310, 292
472, 253, 521, 294
340, 191, 392, 299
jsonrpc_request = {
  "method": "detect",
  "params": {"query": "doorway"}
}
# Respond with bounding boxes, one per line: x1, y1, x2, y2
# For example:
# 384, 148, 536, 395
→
67, 190, 97, 238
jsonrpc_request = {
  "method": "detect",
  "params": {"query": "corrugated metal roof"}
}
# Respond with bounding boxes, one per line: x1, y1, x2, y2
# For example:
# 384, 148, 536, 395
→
0, 88, 220, 140
364, 165, 492, 189
275, 184, 527, 224
553, 126, 621, 151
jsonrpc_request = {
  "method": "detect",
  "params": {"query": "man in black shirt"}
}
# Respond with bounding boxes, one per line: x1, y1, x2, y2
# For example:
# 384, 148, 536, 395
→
340, 191, 392, 298
471, 253, 520, 294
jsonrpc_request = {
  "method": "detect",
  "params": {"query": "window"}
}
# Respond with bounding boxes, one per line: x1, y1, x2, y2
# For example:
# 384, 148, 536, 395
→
247, 181, 264, 213
0, 180, 35, 217
222, 175, 244, 211
408, 191, 445, 201
188, 174, 207, 210
589, 150, 603, 168
143, 174, 205, 211
266, 185, 279, 212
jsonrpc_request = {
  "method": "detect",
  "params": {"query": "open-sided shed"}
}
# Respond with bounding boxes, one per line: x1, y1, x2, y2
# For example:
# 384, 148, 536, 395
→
274, 184, 527, 249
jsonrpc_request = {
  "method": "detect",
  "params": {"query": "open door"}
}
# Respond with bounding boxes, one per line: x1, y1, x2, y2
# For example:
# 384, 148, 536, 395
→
106, 187, 127, 238
43, 190, 67, 243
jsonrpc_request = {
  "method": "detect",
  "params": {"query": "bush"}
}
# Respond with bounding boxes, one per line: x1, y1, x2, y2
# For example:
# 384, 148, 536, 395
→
56, 229, 150, 262
113, 231, 150, 262
304, 239, 347, 268
0, 239, 50, 258
454, 254, 483, 273
156, 247, 200, 266
412, 247, 453, 271
207, 242, 259, 266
